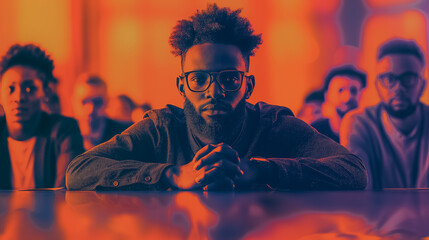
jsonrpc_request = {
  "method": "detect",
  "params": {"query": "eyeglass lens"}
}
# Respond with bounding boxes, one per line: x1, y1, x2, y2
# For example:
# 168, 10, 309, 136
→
187, 71, 242, 91
379, 73, 419, 89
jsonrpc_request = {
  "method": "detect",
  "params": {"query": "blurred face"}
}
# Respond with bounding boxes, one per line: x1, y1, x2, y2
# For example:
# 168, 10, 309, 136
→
299, 101, 323, 124
0, 65, 46, 124
376, 54, 425, 118
179, 43, 252, 142
72, 83, 107, 133
325, 76, 363, 118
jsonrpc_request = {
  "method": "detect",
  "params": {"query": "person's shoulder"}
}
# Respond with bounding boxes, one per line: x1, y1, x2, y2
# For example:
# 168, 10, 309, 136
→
40, 113, 81, 141
251, 101, 317, 135
340, 104, 382, 145
249, 101, 294, 121
43, 113, 79, 129
343, 104, 381, 125
311, 117, 329, 128
139, 104, 184, 127
105, 118, 132, 130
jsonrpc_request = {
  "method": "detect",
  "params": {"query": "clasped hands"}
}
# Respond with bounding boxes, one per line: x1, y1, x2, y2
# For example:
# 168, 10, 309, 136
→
165, 143, 257, 191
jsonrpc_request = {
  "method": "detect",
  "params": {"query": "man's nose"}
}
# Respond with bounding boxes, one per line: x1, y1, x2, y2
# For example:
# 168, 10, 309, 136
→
341, 90, 352, 102
391, 79, 406, 93
13, 89, 27, 103
205, 79, 225, 99
83, 103, 96, 115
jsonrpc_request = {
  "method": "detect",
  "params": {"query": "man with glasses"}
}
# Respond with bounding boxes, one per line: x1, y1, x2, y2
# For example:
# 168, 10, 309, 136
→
341, 39, 429, 189
66, 4, 367, 191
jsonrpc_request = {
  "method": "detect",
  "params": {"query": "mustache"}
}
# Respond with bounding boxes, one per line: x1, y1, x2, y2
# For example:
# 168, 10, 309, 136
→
388, 95, 411, 104
199, 100, 232, 112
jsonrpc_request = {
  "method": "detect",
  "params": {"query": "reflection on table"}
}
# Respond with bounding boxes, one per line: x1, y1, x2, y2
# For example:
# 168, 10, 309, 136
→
0, 190, 428, 240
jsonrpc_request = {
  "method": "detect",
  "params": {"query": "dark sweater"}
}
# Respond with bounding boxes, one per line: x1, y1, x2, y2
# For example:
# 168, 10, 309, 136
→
311, 118, 340, 143
66, 102, 367, 191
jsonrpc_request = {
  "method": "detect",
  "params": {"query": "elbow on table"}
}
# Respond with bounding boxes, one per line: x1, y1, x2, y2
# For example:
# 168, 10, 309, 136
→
345, 161, 368, 190
65, 155, 92, 191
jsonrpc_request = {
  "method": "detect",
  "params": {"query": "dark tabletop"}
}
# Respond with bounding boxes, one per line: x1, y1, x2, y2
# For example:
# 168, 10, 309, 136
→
0, 189, 428, 240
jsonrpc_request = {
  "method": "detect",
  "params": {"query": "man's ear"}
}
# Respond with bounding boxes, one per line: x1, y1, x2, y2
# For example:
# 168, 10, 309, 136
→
43, 86, 52, 103
176, 77, 185, 97
245, 75, 255, 99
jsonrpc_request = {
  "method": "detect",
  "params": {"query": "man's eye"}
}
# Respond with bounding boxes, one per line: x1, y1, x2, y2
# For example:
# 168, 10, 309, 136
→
401, 74, 418, 82
92, 98, 104, 107
190, 74, 208, 84
25, 86, 36, 93
388, 76, 396, 84
9, 86, 15, 94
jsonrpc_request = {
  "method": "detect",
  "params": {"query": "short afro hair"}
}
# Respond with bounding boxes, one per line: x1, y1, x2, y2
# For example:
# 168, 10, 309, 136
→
0, 44, 54, 87
377, 39, 425, 65
323, 65, 367, 92
169, 3, 262, 64
305, 89, 325, 103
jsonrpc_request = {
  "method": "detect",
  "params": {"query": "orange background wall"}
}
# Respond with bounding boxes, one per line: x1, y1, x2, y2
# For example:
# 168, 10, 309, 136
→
0, 0, 428, 116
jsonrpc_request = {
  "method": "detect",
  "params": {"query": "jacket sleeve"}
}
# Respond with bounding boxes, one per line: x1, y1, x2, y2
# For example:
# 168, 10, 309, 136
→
261, 116, 368, 190
66, 118, 173, 191
53, 118, 85, 188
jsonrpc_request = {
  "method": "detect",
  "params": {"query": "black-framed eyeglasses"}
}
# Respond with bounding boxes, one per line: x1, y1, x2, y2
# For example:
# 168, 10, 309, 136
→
377, 72, 421, 89
180, 70, 249, 92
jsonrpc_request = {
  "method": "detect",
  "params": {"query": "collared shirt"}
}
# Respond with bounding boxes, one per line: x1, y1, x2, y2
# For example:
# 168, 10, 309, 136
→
66, 102, 367, 191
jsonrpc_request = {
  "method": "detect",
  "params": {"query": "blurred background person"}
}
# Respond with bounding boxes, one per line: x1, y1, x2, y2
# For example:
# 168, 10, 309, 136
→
41, 76, 61, 115
72, 74, 132, 150
131, 102, 152, 123
341, 39, 429, 189
0, 44, 84, 190
312, 65, 367, 142
296, 89, 324, 124
105, 94, 137, 123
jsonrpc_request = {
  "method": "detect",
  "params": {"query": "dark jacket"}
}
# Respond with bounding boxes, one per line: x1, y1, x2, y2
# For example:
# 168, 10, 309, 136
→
66, 102, 367, 191
311, 118, 340, 143
0, 112, 84, 189
100, 118, 132, 144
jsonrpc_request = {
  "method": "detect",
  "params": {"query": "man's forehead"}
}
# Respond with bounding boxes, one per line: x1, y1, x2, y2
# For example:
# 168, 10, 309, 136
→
74, 83, 106, 100
1, 65, 42, 83
183, 43, 246, 71
376, 54, 423, 74
329, 75, 363, 88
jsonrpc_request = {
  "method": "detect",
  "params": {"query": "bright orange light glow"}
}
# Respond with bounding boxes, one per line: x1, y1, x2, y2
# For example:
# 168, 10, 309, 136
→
16, 0, 71, 62
244, 213, 384, 240
173, 192, 218, 240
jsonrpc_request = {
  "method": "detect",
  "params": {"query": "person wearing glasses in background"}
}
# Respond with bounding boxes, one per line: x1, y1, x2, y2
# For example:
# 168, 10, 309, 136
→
341, 39, 429, 190
66, 4, 367, 191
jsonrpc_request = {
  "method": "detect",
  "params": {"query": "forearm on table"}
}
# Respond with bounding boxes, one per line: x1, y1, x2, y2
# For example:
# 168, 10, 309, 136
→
262, 154, 367, 190
66, 155, 174, 190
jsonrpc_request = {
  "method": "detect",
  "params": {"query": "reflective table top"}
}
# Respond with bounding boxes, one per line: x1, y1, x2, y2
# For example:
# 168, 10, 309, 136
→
0, 189, 428, 240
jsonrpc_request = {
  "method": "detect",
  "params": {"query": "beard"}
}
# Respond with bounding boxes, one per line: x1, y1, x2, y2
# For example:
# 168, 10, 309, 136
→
183, 97, 246, 144
382, 101, 417, 119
